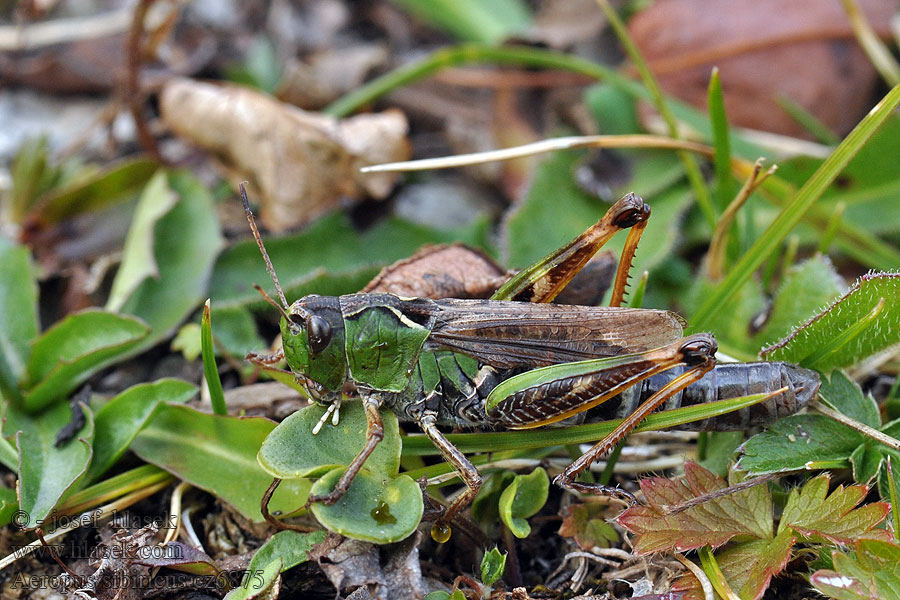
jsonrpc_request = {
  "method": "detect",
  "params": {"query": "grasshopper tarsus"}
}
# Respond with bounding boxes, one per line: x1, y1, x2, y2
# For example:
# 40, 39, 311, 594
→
555, 479, 637, 507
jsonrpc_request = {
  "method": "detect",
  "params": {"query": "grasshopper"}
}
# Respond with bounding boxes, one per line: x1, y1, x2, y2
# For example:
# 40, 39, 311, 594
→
242, 186, 815, 542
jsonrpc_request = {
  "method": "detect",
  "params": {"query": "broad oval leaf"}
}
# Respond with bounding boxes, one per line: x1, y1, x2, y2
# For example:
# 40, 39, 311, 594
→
87, 378, 197, 483
498, 467, 549, 538
5, 400, 94, 528
131, 404, 310, 522
227, 529, 326, 600
761, 272, 900, 371
23, 309, 149, 412
739, 414, 863, 474
258, 400, 401, 480
310, 468, 423, 543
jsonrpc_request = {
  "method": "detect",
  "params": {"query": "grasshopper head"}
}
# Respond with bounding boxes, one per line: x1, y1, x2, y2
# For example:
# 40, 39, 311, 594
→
281, 295, 347, 404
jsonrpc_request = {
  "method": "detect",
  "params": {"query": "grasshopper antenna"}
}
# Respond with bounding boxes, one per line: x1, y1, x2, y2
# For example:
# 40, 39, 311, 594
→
240, 183, 309, 320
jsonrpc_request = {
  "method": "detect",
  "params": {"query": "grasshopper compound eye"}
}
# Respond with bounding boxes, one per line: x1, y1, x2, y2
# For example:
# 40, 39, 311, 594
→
307, 315, 333, 352
680, 333, 717, 366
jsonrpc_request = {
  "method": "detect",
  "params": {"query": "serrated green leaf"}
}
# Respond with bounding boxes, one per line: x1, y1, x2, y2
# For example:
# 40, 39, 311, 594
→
310, 469, 423, 543
23, 310, 149, 412
780, 475, 889, 544
87, 379, 197, 483
131, 404, 310, 522
5, 400, 94, 527
118, 170, 224, 354
258, 400, 400, 480
617, 462, 772, 554
498, 467, 549, 538
480, 547, 506, 586
0, 238, 39, 402
761, 273, 900, 371
391, 0, 531, 43
714, 529, 795, 600
739, 415, 862, 474
106, 171, 179, 312
753, 255, 845, 348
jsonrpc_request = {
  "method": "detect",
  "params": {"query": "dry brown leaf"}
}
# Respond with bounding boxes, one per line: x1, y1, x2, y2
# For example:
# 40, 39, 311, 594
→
628, 0, 896, 137
159, 78, 409, 231
362, 243, 509, 299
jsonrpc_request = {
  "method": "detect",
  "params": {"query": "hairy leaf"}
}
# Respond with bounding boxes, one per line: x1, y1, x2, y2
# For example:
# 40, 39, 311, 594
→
616, 462, 771, 553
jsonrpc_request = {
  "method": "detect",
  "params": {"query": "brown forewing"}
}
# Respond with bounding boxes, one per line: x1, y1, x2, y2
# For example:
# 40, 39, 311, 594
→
423, 299, 686, 368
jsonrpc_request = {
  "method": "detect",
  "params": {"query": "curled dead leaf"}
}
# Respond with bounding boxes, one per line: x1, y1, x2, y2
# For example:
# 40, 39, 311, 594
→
362, 243, 509, 299
160, 78, 409, 231
628, 0, 895, 137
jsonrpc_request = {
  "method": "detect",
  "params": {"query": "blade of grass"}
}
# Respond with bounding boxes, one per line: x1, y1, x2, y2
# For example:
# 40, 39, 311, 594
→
776, 95, 840, 145
817, 200, 846, 254
690, 83, 900, 331
202, 300, 227, 416
841, 0, 900, 86
708, 68, 734, 213
887, 457, 899, 541
698, 546, 741, 600
595, 0, 715, 231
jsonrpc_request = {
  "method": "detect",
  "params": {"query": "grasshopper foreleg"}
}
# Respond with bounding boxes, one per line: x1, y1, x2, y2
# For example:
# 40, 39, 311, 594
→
306, 393, 384, 507
417, 412, 483, 543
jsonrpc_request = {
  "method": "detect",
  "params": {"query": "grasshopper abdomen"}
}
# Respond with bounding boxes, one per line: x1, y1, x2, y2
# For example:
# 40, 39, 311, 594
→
592, 361, 819, 431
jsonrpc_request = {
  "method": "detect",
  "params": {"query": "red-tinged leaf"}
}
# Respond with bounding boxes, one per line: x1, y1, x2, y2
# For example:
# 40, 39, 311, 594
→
558, 500, 619, 550
779, 475, 889, 544
671, 572, 709, 600
617, 462, 772, 554
714, 530, 795, 600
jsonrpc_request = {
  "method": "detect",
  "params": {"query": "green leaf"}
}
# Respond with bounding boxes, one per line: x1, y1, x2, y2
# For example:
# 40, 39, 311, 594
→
106, 170, 179, 312
779, 475, 889, 544
498, 467, 549, 538
616, 462, 772, 554
209, 213, 487, 311
777, 115, 900, 236
226, 557, 281, 600
480, 547, 506, 586
471, 470, 515, 526
227, 530, 326, 599
504, 151, 690, 289
87, 379, 197, 483
812, 539, 900, 600
30, 157, 157, 226
171, 323, 202, 361
714, 530, 796, 600
698, 431, 744, 477
391, 0, 531, 44
23, 310, 149, 412
209, 306, 265, 360
0, 486, 18, 527
310, 469, 423, 543
819, 371, 881, 429
118, 170, 224, 354
762, 273, 900, 371
5, 400, 94, 527
258, 400, 401, 480
131, 404, 310, 522
683, 276, 764, 357
753, 255, 845, 348
0, 238, 39, 402
739, 415, 863, 474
